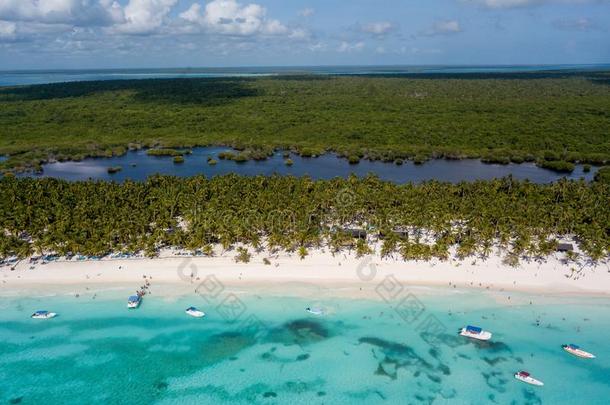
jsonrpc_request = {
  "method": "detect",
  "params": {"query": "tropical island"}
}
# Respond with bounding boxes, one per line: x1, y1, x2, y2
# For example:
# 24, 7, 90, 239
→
1, 71, 609, 294
1, 71, 609, 174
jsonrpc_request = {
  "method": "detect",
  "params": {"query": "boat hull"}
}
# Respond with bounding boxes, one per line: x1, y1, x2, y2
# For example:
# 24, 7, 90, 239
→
186, 310, 205, 318
459, 329, 492, 341
127, 301, 141, 309
31, 312, 57, 319
563, 347, 595, 359
515, 374, 544, 386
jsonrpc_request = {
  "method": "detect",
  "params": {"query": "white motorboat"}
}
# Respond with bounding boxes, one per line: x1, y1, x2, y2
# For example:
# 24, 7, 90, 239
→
459, 325, 492, 341
514, 371, 544, 386
562, 344, 595, 359
127, 295, 141, 309
185, 307, 205, 318
306, 307, 325, 316
31, 310, 57, 319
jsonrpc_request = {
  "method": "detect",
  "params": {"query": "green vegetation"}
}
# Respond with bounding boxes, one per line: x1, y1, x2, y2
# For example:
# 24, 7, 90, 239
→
0, 175, 608, 262
595, 166, 610, 183
348, 155, 360, 165
1, 72, 608, 172
413, 155, 428, 165
147, 148, 184, 157
207, 158, 218, 166
173, 156, 185, 164
481, 154, 511, 165
284, 158, 294, 166
235, 247, 252, 263
538, 160, 575, 173
107, 166, 122, 174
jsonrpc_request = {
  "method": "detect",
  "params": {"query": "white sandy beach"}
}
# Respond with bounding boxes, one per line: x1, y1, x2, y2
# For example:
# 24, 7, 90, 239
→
2, 245, 609, 297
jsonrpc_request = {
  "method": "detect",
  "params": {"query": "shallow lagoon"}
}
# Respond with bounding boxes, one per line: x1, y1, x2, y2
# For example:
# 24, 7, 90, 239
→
21, 147, 596, 184
0, 287, 608, 404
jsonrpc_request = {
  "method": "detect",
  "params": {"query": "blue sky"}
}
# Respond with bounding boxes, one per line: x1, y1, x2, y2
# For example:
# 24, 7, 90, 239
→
0, 0, 608, 69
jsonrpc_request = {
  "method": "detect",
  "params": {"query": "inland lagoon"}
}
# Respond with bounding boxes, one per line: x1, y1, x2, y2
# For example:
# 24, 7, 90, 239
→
19, 147, 597, 184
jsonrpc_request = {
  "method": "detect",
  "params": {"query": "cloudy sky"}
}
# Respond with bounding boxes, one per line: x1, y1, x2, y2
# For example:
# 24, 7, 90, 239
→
0, 0, 608, 69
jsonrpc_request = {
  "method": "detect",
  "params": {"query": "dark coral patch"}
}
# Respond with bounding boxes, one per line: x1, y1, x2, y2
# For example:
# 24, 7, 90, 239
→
296, 354, 310, 361
522, 388, 543, 405
437, 364, 451, 375
283, 381, 309, 394
154, 381, 168, 390
483, 371, 508, 393
263, 392, 277, 398
267, 319, 331, 346
483, 356, 508, 366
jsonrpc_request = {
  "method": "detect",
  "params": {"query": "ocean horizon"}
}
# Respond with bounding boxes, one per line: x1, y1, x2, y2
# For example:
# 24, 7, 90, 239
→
1, 64, 609, 87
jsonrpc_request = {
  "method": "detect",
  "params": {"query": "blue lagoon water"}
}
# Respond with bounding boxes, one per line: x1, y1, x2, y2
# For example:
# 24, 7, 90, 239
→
1, 65, 609, 86
1, 288, 609, 404
20, 147, 596, 184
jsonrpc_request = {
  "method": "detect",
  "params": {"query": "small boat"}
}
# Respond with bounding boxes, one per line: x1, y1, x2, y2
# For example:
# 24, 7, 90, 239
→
459, 325, 492, 341
306, 307, 325, 316
127, 295, 141, 309
31, 310, 57, 319
185, 307, 205, 318
514, 371, 544, 386
562, 344, 596, 359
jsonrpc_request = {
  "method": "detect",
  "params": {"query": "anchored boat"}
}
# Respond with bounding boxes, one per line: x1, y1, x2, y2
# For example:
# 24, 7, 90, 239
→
562, 344, 595, 359
31, 310, 57, 319
306, 307, 325, 316
185, 307, 205, 318
127, 295, 141, 309
514, 371, 544, 386
459, 325, 492, 341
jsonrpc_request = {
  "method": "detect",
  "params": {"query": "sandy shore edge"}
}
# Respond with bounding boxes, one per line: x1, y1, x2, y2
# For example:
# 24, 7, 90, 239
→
2, 247, 609, 298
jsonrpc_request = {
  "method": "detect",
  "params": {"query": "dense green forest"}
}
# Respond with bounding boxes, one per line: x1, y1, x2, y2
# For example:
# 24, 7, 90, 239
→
1, 175, 608, 263
0, 71, 609, 172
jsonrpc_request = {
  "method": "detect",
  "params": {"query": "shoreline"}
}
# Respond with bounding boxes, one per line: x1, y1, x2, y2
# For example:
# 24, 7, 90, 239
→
2, 248, 609, 298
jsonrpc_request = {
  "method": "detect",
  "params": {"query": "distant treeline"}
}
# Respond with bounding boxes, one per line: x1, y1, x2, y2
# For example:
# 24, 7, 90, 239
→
0, 175, 608, 263
0, 72, 609, 172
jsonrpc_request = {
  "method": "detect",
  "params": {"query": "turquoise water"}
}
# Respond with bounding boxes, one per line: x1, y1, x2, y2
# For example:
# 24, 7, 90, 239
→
1, 65, 609, 86
0, 288, 609, 404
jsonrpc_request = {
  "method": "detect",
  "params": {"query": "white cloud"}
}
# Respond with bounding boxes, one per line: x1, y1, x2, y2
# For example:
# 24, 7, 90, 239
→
0, 19, 16, 40
298, 8, 314, 17
0, 0, 122, 26
422, 20, 462, 36
462, 0, 608, 9
361, 21, 395, 36
0, 0, 179, 35
180, 0, 289, 36
112, 0, 177, 35
337, 41, 364, 53
288, 28, 309, 40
